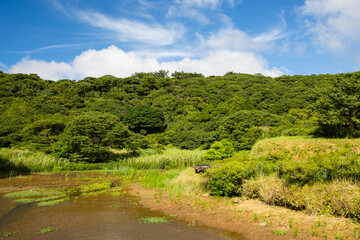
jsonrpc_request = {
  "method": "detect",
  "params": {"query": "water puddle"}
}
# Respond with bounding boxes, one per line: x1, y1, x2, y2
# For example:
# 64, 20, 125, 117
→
0, 173, 245, 240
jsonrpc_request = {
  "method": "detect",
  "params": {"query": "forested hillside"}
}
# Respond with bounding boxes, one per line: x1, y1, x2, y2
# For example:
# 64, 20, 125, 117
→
1, 70, 359, 162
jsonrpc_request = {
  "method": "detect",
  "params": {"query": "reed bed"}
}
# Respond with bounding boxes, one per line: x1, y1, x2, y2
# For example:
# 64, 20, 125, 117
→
0, 148, 69, 172
120, 148, 206, 169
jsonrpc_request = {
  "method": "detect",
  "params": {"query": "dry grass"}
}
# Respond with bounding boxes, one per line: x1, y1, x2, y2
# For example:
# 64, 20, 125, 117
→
242, 175, 289, 206
242, 175, 360, 218
250, 137, 360, 161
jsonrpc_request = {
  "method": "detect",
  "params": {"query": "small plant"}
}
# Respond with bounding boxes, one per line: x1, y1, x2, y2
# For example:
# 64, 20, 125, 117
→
1, 230, 20, 239
335, 232, 344, 240
293, 226, 298, 237
39, 227, 53, 235
273, 229, 286, 236
188, 221, 196, 227
253, 213, 258, 221
138, 217, 170, 224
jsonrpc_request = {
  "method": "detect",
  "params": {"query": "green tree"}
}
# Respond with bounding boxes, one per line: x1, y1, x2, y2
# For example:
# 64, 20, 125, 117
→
203, 139, 235, 160
313, 73, 360, 137
53, 112, 130, 162
123, 105, 166, 134
20, 117, 66, 152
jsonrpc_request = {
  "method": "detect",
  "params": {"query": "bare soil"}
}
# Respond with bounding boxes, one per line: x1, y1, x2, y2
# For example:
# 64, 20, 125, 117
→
129, 184, 360, 240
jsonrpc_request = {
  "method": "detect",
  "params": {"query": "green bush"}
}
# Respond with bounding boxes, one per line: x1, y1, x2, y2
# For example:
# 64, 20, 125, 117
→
203, 139, 235, 160
206, 157, 255, 196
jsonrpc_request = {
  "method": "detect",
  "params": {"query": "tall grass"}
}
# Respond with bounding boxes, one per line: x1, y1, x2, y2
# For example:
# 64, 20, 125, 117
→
120, 148, 206, 169
0, 148, 69, 172
0, 147, 205, 174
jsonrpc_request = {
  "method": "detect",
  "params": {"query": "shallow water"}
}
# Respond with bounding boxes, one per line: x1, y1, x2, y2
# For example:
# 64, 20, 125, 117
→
0, 174, 245, 240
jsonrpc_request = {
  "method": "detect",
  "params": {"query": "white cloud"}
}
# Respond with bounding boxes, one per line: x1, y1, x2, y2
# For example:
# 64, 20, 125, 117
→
205, 28, 267, 51
9, 57, 75, 80
168, 0, 240, 23
200, 25, 286, 52
15, 43, 85, 54
301, 0, 360, 51
77, 11, 182, 46
176, 0, 239, 9
9, 45, 283, 80
161, 50, 283, 77
0, 62, 7, 70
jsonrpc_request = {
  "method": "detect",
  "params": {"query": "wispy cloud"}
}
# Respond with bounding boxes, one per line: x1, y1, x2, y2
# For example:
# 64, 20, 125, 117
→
76, 11, 183, 46
168, 0, 241, 24
0, 62, 7, 70
202, 24, 286, 53
13, 43, 86, 54
300, 0, 360, 51
176, 0, 240, 9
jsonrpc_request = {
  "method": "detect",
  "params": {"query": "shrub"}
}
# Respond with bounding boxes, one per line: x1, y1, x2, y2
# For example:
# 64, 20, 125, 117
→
241, 175, 289, 206
203, 139, 235, 160
206, 157, 255, 196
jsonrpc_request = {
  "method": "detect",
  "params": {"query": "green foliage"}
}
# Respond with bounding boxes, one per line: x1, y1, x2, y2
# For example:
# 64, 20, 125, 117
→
19, 117, 66, 151
138, 217, 170, 224
314, 72, 360, 137
53, 112, 130, 162
124, 105, 166, 134
216, 110, 279, 150
0, 148, 68, 173
1, 70, 359, 162
203, 139, 235, 160
171, 71, 204, 79
206, 157, 255, 196
0, 115, 28, 147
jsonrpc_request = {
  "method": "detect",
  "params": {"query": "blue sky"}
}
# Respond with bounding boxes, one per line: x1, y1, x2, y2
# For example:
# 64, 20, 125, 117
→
0, 0, 360, 80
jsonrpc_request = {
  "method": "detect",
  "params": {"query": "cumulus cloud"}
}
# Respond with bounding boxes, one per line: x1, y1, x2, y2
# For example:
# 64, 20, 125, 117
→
9, 57, 75, 80
301, 0, 360, 51
161, 50, 283, 77
9, 45, 283, 80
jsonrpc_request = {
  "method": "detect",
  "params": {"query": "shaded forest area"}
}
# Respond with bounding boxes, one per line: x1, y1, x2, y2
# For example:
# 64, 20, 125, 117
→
1, 70, 359, 163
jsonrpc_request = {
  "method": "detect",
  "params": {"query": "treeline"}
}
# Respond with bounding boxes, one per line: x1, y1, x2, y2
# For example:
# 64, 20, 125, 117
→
1, 70, 359, 162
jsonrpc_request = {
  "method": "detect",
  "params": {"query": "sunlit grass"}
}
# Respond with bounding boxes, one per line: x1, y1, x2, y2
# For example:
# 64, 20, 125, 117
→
121, 148, 206, 169
0, 148, 69, 172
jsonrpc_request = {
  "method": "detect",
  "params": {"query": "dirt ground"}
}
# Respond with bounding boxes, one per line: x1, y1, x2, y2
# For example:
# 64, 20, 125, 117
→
129, 184, 360, 240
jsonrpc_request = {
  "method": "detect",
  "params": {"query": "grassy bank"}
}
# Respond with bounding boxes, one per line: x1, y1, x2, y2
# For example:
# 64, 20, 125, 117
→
250, 136, 360, 160
206, 136, 360, 220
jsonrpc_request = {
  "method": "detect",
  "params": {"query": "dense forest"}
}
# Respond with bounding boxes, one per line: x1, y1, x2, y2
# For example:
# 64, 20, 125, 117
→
1, 70, 360, 163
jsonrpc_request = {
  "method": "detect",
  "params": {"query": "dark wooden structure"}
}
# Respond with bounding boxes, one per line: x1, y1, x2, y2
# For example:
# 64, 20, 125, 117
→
194, 164, 212, 173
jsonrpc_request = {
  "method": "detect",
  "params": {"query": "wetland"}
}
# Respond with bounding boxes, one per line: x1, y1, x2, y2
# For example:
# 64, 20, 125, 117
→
0, 172, 244, 240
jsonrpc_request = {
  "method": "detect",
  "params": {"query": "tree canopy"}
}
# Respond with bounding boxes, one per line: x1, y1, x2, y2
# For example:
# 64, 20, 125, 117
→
1, 70, 359, 162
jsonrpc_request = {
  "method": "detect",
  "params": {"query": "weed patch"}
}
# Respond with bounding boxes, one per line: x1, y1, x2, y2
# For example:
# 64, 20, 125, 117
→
138, 217, 170, 224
